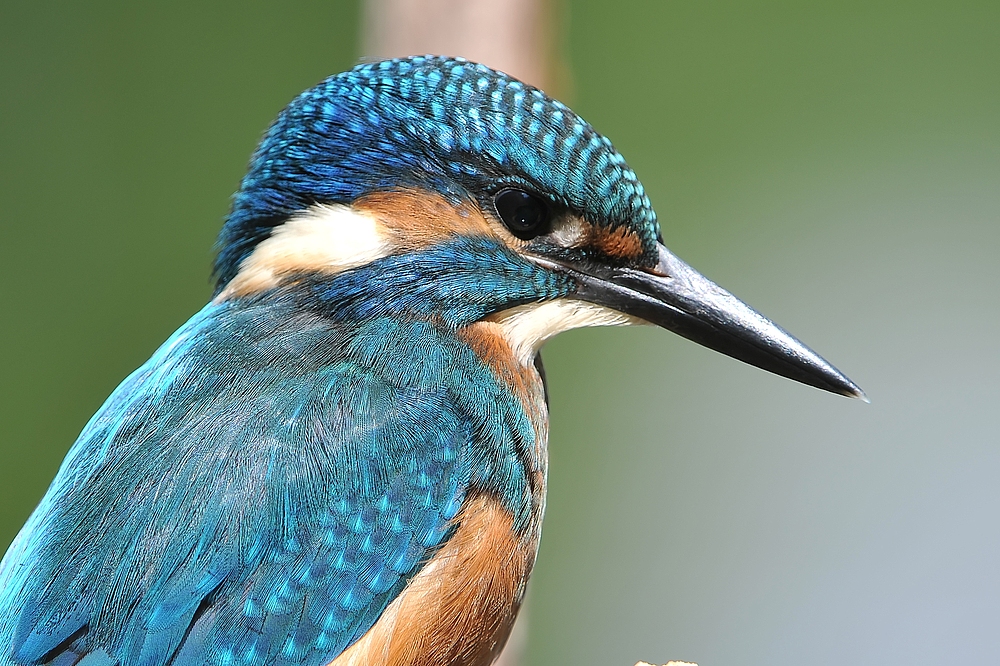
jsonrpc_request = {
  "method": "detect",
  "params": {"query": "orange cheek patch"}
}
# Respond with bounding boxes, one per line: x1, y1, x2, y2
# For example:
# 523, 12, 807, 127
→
587, 224, 646, 262
328, 495, 534, 666
354, 190, 497, 251
554, 214, 646, 263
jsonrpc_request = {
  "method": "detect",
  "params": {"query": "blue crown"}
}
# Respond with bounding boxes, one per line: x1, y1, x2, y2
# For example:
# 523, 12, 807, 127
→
215, 56, 659, 289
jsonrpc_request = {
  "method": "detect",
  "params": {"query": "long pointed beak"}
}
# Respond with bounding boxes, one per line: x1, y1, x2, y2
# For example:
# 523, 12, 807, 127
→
549, 244, 866, 400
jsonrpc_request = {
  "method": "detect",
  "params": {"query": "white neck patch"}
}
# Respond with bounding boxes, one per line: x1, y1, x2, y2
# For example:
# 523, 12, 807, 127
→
218, 203, 390, 300
490, 299, 644, 366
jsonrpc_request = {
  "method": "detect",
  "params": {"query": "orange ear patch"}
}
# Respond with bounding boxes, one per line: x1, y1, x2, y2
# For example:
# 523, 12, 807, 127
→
586, 223, 646, 262
354, 190, 497, 251
328, 495, 534, 666
550, 213, 646, 263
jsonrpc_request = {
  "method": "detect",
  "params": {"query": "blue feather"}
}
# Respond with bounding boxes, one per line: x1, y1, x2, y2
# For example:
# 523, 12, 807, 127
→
0, 268, 541, 665
215, 55, 660, 289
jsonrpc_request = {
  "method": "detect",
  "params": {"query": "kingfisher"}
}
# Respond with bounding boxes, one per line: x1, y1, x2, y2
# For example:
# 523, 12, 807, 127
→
0, 56, 864, 666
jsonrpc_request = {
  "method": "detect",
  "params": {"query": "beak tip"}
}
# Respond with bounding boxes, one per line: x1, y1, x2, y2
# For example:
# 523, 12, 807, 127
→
845, 382, 870, 403
557, 244, 870, 404
823, 367, 867, 402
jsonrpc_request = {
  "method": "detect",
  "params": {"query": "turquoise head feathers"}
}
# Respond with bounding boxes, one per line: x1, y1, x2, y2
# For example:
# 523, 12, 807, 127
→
216, 55, 660, 292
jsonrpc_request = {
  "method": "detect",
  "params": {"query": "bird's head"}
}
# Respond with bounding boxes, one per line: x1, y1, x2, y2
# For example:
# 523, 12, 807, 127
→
214, 56, 863, 399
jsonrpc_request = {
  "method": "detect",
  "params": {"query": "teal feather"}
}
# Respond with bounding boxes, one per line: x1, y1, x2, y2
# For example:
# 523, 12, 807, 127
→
0, 249, 545, 665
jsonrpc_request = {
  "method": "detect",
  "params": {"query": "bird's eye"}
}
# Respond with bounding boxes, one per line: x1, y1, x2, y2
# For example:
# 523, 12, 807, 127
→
493, 189, 551, 240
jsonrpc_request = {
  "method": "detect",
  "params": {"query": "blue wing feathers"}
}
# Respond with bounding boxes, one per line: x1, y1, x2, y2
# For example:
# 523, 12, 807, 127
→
0, 297, 533, 666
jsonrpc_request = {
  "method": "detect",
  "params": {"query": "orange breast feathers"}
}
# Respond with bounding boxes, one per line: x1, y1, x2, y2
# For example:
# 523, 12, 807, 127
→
329, 495, 535, 666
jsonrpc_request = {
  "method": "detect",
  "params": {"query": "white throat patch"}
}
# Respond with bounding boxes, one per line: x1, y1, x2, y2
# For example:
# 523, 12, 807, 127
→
490, 299, 644, 366
218, 204, 390, 300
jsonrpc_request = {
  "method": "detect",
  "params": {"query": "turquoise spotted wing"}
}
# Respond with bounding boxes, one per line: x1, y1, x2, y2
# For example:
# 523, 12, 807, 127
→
0, 302, 485, 666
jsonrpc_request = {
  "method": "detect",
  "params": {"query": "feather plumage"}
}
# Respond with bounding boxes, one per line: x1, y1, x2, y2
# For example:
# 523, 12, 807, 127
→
0, 285, 543, 666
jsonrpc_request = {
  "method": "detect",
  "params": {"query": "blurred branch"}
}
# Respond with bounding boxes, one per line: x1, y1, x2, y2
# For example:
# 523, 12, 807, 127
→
362, 0, 569, 94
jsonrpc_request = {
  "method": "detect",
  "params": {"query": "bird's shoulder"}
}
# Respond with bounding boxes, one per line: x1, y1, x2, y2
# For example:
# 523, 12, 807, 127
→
0, 297, 541, 666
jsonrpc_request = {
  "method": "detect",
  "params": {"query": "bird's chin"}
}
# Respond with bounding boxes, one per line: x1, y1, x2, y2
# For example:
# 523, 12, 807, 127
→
526, 244, 866, 400
487, 299, 642, 367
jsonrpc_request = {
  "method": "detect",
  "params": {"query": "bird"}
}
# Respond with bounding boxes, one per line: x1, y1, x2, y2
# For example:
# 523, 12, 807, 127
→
0, 56, 864, 666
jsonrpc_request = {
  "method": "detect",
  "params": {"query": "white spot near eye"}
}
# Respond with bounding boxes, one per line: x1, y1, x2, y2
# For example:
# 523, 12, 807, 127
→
490, 299, 644, 366
548, 217, 587, 247
218, 203, 391, 300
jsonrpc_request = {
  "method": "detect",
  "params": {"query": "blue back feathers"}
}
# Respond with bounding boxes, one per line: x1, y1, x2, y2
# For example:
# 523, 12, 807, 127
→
217, 55, 659, 290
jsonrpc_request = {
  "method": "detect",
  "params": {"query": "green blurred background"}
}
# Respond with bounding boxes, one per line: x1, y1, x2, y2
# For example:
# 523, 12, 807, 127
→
2, 2, 998, 664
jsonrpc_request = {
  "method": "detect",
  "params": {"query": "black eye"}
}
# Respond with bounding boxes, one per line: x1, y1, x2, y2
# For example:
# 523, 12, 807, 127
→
493, 189, 551, 240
